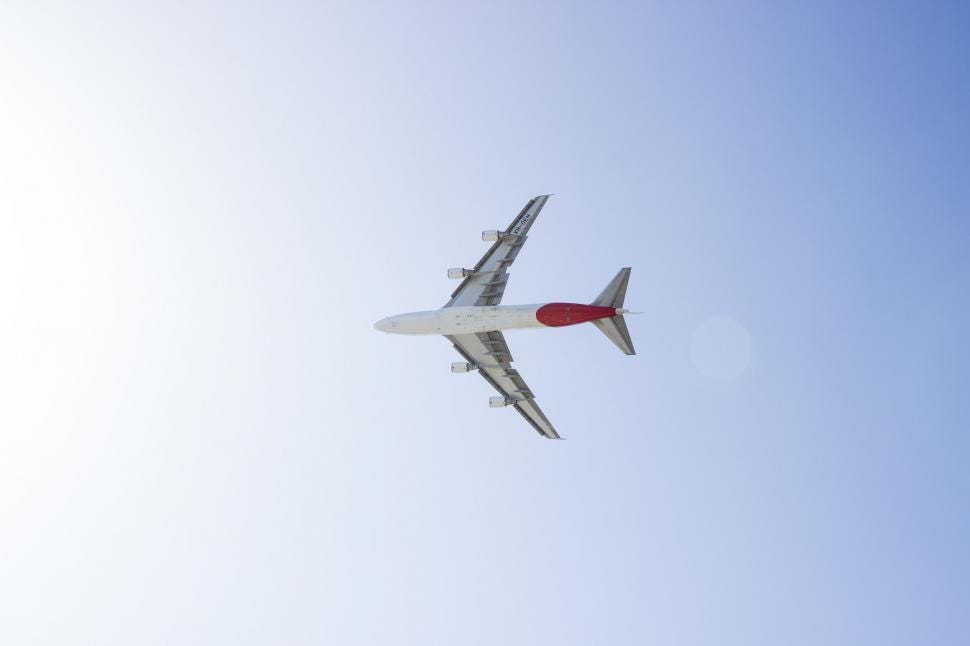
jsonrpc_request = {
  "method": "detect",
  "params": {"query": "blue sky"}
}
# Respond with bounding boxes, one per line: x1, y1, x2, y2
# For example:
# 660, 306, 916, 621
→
2, 2, 968, 644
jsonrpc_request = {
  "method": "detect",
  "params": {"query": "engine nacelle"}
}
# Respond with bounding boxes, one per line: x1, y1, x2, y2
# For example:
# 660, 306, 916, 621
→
447, 267, 473, 279
489, 396, 514, 408
481, 230, 502, 242
451, 362, 478, 373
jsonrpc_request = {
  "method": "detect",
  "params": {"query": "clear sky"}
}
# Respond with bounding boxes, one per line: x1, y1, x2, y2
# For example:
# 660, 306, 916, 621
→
2, 2, 968, 644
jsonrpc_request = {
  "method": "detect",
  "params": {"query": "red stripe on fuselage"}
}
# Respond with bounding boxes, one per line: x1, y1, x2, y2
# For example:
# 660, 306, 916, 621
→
536, 303, 617, 327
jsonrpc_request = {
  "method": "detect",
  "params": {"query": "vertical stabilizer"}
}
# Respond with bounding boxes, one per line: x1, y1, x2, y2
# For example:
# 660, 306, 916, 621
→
591, 268, 636, 355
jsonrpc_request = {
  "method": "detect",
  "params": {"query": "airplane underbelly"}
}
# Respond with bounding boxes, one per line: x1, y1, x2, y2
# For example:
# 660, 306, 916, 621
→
475, 306, 542, 332
477, 308, 500, 332
379, 303, 615, 335
434, 308, 496, 334
431, 306, 544, 335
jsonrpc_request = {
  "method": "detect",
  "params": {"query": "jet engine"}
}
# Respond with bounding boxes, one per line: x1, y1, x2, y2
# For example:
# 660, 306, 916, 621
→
447, 268, 473, 279
451, 362, 478, 373
489, 396, 514, 408
481, 230, 501, 242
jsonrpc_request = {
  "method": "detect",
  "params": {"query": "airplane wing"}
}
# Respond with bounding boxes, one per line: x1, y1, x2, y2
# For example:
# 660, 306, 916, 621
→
446, 331, 560, 439
444, 194, 551, 308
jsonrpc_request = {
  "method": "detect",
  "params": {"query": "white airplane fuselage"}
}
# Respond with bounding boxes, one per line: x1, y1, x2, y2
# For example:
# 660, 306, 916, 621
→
374, 303, 623, 336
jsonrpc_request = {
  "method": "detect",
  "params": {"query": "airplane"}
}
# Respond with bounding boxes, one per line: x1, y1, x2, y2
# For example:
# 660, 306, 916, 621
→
373, 194, 636, 439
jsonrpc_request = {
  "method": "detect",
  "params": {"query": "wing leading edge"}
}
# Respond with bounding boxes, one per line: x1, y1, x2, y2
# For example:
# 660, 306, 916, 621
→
447, 332, 560, 439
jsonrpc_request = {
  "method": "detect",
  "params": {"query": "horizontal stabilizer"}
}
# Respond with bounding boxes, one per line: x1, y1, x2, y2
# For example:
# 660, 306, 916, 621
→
592, 315, 636, 355
592, 267, 631, 308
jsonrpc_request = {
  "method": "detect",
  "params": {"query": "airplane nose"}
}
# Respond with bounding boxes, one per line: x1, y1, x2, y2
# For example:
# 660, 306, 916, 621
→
374, 317, 397, 333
